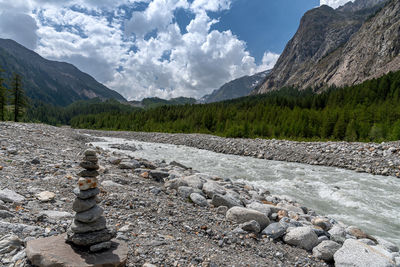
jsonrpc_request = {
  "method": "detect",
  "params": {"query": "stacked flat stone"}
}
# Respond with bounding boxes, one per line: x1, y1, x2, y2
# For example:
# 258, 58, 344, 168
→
66, 149, 116, 252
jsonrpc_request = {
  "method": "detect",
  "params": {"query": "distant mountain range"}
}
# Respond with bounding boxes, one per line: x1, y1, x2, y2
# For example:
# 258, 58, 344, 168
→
129, 97, 196, 109
253, 0, 399, 94
201, 70, 270, 103
0, 38, 125, 106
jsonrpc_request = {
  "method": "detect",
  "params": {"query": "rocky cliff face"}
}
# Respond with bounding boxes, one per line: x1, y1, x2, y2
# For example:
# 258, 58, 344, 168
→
254, 0, 396, 94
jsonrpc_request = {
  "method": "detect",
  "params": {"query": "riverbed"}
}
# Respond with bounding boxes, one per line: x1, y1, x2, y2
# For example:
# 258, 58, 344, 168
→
92, 136, 400, 247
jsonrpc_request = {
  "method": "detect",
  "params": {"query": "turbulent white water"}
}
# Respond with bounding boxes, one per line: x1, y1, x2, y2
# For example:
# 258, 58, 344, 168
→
92, 137, 400, 247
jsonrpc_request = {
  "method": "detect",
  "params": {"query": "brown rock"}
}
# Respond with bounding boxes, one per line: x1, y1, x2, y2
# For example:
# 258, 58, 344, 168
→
26, 234, 127, 267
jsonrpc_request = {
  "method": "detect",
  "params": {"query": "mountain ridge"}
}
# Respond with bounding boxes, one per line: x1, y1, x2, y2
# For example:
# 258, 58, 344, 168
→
0, 38, 126, 106
201, 70, 270, 103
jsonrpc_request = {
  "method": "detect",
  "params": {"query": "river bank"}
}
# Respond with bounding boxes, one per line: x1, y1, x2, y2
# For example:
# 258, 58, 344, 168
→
0, 122, 399, 267
78, 130, 400, 178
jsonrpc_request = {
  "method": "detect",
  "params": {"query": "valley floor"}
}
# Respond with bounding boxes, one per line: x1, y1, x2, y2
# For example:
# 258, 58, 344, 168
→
0, 122, 327, 266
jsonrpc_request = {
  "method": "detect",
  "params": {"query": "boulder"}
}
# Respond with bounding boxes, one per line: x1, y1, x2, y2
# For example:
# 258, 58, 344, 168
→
118, 160, 140, 169
149, 170, 169, 182
334, 239, 396, 267
240, 220, 261, 233
165, 178, 188, 190
312, 240, 341, 262
177, 186, 195, 199
261, 222, 288, 240
328, 225, 346, 244
283, 227, 319, 251
246, 202, 272, 216
189, 193, 208, 207
226, 207, 270, 229
26, 234, 127, 267
0, 189, 25, 203
211, 194, 241, 209
182, 175, 205, 189
311, 217, 332, 231
202, 181, 226, 199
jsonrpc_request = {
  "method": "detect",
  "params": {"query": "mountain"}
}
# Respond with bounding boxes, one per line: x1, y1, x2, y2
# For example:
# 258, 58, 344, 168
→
201, 70, 270, 103
253, 0, 396, 94
0, 38, 126, 106
128, 97, 196, 109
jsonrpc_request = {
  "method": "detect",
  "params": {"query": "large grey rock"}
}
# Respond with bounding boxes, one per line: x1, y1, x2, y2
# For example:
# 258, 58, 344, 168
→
240, 220, 261, 233
202, 181, 226, 199
27, 234, 127, 266
39, 210, 73, 220
283, 227, 319, 251
334, 239, 396, 267
312, 240, 341, 261
75, 205, 103, 223
328, 225, 346, 244
72, 197, 97, 213
165, 178, 188, 190
177, 186, 195, 199
182, 174, 205, 189
73, 187, 100, 200
246, 202, 272, 216
0, 189, 25, 203
226, 207, 270, 229
0, 234, 22, 254
70, 217, 107, 234
261, 222, 288, 240
118, 159, 140, 169
149, 170, 169, 182
276, 203, 304, 214
189, 193, 208, 207
212, 194, 241, 209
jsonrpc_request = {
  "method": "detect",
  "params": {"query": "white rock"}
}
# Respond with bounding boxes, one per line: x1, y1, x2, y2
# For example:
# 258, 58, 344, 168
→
36, 191, 55, 202
202, 181, 226, 199
334, 239, 396, 267
246, 202, 272, 216
283, 227, 319, 251
376, 237, 399, 253
101, 180, 123, 187
39, 210, 73, 220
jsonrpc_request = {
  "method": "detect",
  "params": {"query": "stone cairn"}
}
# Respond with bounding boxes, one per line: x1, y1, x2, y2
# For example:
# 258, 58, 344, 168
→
66, 149, 116, 252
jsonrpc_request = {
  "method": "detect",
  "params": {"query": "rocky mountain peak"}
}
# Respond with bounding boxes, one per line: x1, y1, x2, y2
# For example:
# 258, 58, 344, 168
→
253, 0, 396, 94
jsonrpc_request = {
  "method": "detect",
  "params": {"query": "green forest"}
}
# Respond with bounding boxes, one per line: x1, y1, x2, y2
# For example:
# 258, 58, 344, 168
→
69, 70, 400, 142
3, 69, 400, 143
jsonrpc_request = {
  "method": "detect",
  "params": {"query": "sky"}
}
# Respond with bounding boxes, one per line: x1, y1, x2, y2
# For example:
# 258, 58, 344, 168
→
0, 0, 353, 100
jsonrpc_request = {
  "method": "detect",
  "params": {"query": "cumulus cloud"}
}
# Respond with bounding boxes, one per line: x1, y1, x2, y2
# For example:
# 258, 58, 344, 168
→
320, 0, 354, 9
0, 0, 278, 100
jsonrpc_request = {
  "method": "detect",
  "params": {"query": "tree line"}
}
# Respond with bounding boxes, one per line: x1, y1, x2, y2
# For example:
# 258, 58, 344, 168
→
0, 68, 28, 122
67, 70, 400, 142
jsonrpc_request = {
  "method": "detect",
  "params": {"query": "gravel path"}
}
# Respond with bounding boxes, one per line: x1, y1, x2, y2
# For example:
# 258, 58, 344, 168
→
0, 122, 328, 266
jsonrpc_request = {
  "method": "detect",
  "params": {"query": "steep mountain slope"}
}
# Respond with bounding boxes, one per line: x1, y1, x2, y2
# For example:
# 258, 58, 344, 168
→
254, 0, 393, 94
201, 70, 270, 103
0, 39, 125, 106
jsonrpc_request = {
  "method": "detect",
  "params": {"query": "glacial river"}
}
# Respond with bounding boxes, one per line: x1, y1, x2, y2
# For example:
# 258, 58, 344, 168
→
92, 136, 400, 247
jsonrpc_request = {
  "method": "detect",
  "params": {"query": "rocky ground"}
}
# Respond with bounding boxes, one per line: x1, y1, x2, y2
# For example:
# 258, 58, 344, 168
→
0, 122, 399, 267
79, 130, 400, 178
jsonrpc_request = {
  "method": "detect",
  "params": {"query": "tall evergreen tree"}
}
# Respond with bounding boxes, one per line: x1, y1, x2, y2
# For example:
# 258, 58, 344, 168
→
10, 73, 27, 122
0, 69, 6, 121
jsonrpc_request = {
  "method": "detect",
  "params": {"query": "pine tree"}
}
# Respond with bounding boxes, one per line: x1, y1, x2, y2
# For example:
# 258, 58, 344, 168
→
0, 69, 6, 121
10, 73, 27, 122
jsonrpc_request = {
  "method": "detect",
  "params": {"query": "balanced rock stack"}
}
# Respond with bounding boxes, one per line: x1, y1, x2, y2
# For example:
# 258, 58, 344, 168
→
66, 149, 116, 252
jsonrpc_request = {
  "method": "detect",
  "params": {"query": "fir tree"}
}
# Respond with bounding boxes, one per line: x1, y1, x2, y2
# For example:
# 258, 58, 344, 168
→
10, 73, 27, 122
